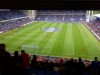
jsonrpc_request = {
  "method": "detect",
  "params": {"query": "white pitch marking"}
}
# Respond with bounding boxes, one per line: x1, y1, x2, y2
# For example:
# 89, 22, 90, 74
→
75, 54, 86, 56
41, 51, 47, 52
40, 51, 73, 55
82, 24, 100, 50
47, 28, 55, 32
73, 42, 74, 55
48, 47, 52, 53
31, 53, 100, 60
66, 54, 74, 55
6, 48, 13, 49
7, 45, 19, 50
41, 47, 52, 53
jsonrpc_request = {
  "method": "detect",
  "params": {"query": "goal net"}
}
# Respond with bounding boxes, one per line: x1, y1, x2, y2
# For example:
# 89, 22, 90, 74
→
21, 45, 39, 54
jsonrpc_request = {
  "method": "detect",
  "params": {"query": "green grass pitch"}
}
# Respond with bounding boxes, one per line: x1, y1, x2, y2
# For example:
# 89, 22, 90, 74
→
1, 22, 100, 60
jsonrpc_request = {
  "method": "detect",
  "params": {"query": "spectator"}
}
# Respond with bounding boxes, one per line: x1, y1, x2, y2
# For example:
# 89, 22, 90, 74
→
31, 55, 37, 67
21, 50, 29, 75
11, 51, 22, 75
35, 61, 41, 70
21, 50, 29, 69
0, 18, 32, 33
91, 57, 99, 75
64, 59, 75, 75
28, 56, 32, 65
53, 62, 59, 72
73, 60, 77, 74
77, 58, 85, 75
0, 43, 11, 75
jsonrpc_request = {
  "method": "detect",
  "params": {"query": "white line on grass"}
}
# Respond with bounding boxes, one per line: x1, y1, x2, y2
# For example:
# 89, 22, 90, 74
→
6, 48, 13, 50
40, 51, 73, 55
44, 47, 52, 48
14, 46, 19, 51
7, 47, 17, 50
37, 54, 65, 58
40, 47, 52, 53
33, 54, 79, 59
75, 54, 100, 58
41, 51, 47, 52
82, 25, 100, 50
75, 54, 86, 56
73, 42, 74, 55
6, 48, 18, 52
8, 49, 100, 59
48, 47, 52, 53
66, 54, 74, 55
8, 44, 22, 52
7, 48, 13, 49
33, 54, 100, 60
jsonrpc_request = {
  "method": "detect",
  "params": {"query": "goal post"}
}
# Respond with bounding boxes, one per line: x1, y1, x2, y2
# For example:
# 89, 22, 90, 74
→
21, 45, 39, 54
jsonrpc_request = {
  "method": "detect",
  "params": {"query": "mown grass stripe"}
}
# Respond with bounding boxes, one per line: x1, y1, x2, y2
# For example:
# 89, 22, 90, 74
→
49, 23, 67, 57
3, 22, 46, 52
40, 23, 64, 56
13, 22, 55, 54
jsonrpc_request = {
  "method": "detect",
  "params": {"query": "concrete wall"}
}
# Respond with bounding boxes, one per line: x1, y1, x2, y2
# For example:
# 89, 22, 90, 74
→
86, 11, 90, 22
20, 10, 37, 20
32, 10, 37, 20
20, 10, 29, 16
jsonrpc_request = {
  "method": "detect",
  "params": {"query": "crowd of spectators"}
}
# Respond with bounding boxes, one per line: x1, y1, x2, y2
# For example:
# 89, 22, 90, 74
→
38, 10, 86, 15
35, 10, 86, 22
0, 43, 100, 75
35, 15, 86, 22
0, 10, 100, 75
0, 10, 26, 21
0, 43, 29, 75
0, 17, 32, 33
86, 20, 100, 38
0, 10, 32, 33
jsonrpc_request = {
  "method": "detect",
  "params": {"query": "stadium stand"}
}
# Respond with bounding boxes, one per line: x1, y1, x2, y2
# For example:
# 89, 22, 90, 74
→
85, 18, 100, 41
35, 10, 86, 22
0, 10, 32, 33
0, 17, 32, 33
0, 10, 26, 21
1, 10, 100, 75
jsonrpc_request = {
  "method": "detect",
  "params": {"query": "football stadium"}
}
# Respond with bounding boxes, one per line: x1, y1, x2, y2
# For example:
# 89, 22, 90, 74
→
0, 10, 100, 75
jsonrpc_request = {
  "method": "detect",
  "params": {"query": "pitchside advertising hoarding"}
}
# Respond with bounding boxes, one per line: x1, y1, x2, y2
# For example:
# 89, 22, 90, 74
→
0, 31, 3, 33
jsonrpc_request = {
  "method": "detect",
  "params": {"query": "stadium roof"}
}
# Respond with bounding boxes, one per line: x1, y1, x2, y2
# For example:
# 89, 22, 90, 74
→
94, 14, 100, 18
